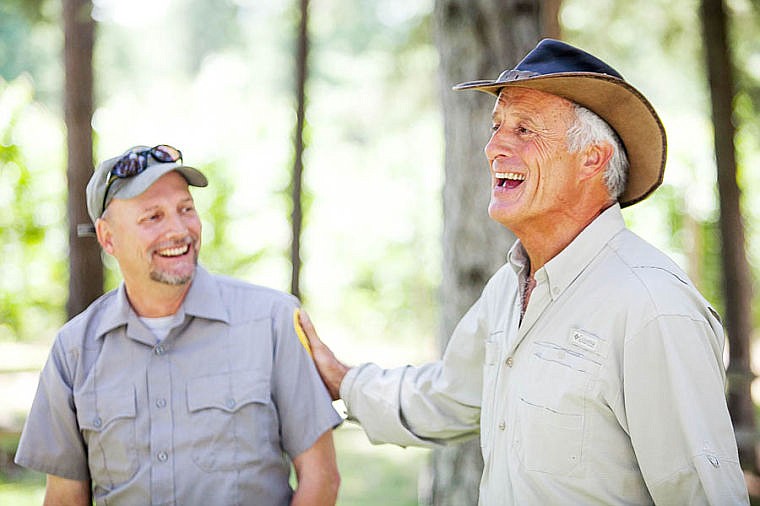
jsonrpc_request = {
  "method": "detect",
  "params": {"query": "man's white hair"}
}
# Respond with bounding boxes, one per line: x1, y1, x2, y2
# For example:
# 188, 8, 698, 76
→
566, 104, 629, 201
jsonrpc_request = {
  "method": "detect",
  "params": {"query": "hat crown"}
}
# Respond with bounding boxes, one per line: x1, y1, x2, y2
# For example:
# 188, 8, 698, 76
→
511, 38, 623, 79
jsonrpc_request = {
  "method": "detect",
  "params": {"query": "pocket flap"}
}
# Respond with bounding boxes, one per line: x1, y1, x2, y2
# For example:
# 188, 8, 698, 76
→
187, 372, 270, 413
76, 385, 136, 431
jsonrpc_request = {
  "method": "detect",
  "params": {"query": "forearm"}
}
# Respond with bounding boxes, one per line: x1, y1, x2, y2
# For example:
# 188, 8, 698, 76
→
342, 362, 479, 447
43, 475, 91, 506
291, 431, 340, 506
291, 474, 340, 506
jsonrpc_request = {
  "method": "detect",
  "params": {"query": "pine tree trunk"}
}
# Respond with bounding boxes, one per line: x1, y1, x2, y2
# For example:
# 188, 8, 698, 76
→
63, 0, 103, 318
425, 1, 551, 503
700, 0, 757, 473
290, 0, 309, 300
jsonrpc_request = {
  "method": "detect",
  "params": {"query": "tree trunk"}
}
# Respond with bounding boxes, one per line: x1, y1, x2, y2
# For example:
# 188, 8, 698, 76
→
290, 0, 309, 300
700, 0, 757, 472
542, 0, 562, 39
425, 1, 550, 504
63, 0, 102, 318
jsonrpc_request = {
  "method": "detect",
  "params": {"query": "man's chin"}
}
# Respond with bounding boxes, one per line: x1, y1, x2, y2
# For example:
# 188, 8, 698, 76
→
150, 266, 196, 286
488, 205, 518, 229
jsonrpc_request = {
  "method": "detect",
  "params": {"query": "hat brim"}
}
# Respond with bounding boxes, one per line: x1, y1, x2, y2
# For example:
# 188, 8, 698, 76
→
454, 73, 666, 207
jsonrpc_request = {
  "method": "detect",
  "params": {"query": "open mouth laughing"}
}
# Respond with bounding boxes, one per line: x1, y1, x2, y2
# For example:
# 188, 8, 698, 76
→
495, 171, 525, 189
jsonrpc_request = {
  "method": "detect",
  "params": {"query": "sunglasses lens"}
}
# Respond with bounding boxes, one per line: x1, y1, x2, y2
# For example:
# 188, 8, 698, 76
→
109, 145, 182, 181
102, 144, 184, 215
112, 154, 144, 177
152, 145, 181, 163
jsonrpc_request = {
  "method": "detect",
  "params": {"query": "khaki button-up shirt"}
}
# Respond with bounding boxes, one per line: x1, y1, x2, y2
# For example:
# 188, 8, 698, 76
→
341, 204, 748, 505
16, 266, 341, 505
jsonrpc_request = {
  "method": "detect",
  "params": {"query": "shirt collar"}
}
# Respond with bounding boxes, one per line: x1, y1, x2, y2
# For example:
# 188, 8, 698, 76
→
94, 283, 132, 340
94, 265, 230, 340
508, 203, 626, 298
182, 265, 230, 324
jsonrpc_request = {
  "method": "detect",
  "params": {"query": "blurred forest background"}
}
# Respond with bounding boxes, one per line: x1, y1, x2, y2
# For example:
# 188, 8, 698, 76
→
1, 0, 760, 504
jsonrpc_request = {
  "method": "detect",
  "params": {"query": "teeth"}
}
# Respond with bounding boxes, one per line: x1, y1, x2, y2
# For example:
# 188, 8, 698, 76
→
495, 172, 525, 181
158, 244, 189, 257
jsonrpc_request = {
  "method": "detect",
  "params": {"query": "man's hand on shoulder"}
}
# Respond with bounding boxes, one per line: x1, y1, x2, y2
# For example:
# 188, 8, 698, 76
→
297, 309, 350, 400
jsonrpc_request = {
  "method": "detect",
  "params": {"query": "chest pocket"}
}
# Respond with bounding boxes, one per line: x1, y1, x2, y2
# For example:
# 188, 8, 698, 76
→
516, 341, 601, 475
75, 385, 138, 489
187, 371, 273, 472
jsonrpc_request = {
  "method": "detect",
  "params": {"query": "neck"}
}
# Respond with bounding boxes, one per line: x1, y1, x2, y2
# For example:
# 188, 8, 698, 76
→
515, 202, 611, 277
124, 280, 191, 317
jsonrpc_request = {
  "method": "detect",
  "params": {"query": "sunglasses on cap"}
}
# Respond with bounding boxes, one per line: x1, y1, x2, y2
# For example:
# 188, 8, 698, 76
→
102, 144, 182, 213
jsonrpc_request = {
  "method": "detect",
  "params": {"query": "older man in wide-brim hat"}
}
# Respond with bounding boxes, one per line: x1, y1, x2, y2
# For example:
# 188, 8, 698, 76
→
298, 39, 749, 505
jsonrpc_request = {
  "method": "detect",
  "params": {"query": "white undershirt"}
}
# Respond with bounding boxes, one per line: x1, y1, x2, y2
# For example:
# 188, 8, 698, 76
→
139, 312, 183, 342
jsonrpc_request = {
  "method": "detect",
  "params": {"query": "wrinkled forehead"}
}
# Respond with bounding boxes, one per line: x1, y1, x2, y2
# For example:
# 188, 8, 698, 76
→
492, 86, 576, 123
494, 86, 574, 109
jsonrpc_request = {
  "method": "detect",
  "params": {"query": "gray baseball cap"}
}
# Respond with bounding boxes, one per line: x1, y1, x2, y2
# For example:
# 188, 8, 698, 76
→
85, 145, 208, 228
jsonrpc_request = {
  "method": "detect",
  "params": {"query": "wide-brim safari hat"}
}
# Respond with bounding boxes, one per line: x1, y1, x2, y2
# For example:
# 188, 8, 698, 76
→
453, 38, 666, 207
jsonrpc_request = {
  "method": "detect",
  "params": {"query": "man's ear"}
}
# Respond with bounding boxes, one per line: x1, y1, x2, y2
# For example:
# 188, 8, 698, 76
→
95, 217, 115, 254
580, 141, 614, 181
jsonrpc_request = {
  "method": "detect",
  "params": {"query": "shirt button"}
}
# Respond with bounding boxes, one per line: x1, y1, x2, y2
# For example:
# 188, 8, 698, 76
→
505, 357, 514, 367
157, 451, 169, 462
498, 421, 506, 431
226, 398, 236, 409
154, 344, 165, 355
156, 398, 167, 408
93, 417, 102, 428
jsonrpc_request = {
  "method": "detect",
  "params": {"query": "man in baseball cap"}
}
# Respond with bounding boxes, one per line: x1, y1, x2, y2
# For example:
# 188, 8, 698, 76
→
16, 144, 342, 505
299, 39, 748, 504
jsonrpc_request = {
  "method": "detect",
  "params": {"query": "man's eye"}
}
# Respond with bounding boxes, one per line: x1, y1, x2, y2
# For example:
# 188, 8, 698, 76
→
516, 126, 532, 136
491, 124, 500, 132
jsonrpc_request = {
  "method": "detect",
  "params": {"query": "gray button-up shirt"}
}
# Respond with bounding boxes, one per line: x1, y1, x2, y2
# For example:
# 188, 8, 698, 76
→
16, 266, 342, 505
341, 204, 748, 505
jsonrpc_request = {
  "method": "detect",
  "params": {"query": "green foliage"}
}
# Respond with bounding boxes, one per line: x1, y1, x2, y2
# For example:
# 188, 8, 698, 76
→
0, 0, 50, 23
0, 76, 67, 341
0, 0, 62, 108
0, 0, 756, 358
195, 160, 269, 278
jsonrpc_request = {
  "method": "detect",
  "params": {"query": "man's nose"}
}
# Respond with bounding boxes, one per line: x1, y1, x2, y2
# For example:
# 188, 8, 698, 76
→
485, 127, 513, 161
163, 211, 188, 238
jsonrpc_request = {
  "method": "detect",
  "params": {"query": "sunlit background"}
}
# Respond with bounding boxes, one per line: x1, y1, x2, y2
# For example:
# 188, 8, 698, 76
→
2, 0, 760, 503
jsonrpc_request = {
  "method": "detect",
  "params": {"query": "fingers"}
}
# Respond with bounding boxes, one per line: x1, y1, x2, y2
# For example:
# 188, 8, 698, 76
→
298, 309, 319, 343
297, 308, 348, 401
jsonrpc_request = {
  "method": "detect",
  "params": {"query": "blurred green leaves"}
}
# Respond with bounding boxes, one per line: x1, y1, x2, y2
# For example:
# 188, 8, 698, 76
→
0, 76, 66, 341
2, 0, 760, 350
